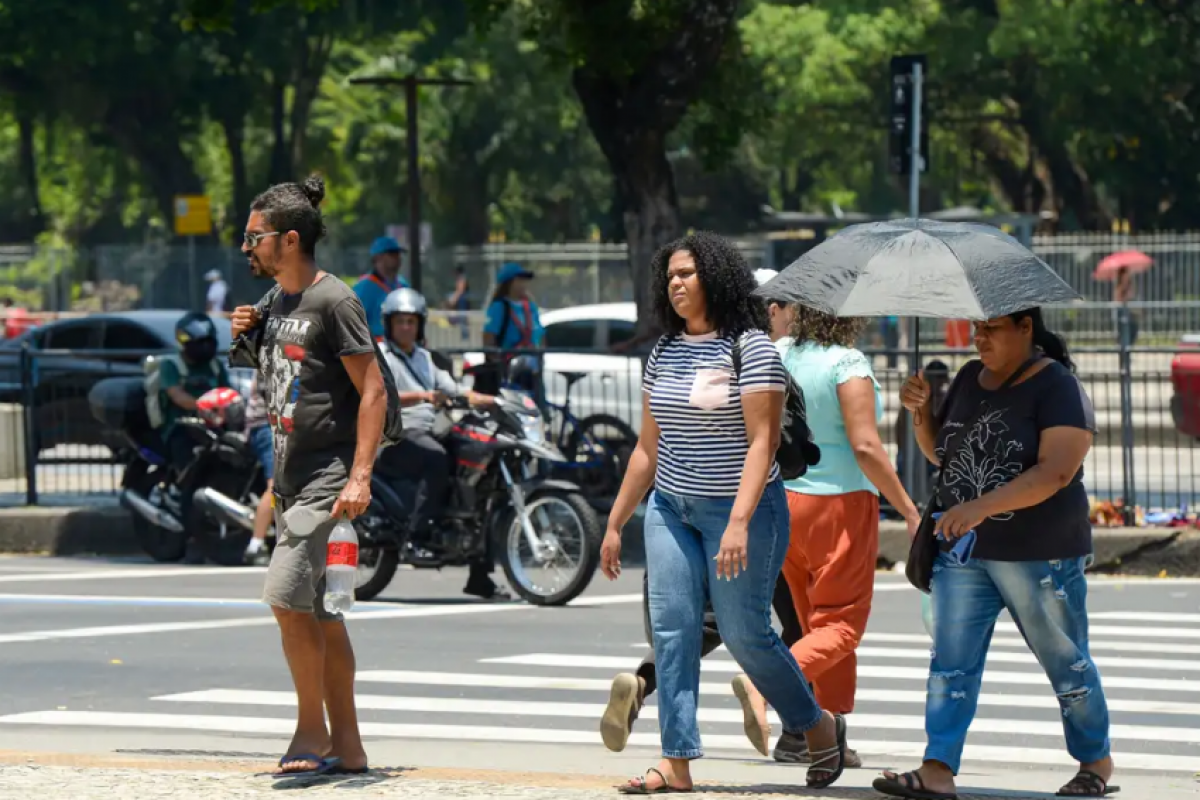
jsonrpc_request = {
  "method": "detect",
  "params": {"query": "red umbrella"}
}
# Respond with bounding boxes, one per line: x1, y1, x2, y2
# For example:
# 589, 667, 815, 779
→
1094, 250, 1152, 280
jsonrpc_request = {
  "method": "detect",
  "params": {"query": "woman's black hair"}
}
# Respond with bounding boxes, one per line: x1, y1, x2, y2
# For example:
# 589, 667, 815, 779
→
491, 279, 513, 303
249, 174, 327, 256
1009, 306, 1074, 372
650, 231, 769, 338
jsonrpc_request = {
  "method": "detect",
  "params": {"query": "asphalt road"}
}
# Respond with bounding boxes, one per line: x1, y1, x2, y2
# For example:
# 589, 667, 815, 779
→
0, 556, 1197, 789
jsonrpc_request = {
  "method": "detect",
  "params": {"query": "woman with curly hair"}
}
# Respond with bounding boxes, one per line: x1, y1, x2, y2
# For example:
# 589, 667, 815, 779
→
730, 304, 922, 767
599, 232, 847, 794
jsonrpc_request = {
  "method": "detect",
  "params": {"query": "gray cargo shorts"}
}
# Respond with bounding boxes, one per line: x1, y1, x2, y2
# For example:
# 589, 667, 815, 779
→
261, 489, 343, 622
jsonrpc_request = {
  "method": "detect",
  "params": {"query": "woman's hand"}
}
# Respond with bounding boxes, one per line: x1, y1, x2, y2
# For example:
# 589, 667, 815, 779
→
900, 373, 931, 414
715, 521, 749, 580
933, 501, 985, 539
905, 510, 922, 541
600, 526, 622, 580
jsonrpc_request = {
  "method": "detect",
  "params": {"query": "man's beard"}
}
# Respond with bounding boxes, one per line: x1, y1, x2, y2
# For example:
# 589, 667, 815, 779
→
249, 257, 279, 278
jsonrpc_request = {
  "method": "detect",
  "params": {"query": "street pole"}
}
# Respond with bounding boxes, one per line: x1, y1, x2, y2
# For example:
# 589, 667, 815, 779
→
349, 74, 472, 293
902, 61, 924, 502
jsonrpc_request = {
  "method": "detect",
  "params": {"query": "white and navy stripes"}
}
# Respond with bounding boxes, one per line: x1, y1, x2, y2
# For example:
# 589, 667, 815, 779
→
644, 330, 786, 497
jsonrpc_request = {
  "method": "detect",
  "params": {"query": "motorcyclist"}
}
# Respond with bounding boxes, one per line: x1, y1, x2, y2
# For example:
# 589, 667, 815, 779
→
158, 312, 229, 477
376, 287, 507, 600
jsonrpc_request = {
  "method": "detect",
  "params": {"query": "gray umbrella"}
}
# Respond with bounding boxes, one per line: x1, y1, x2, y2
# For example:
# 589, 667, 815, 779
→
753, 218, 1081, 320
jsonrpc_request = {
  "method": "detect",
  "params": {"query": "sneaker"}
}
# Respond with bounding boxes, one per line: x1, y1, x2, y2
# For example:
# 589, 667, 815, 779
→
600, 673, 643, 752
463, 574, 512, 601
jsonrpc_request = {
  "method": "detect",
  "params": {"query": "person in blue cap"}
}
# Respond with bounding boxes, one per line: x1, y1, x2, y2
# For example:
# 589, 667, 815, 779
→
474, 261, 544, 395
354, 236, 411, 340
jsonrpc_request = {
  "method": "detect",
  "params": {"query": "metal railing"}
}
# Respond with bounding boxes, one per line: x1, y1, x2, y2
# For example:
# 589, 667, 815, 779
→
0, 339, 1196, 522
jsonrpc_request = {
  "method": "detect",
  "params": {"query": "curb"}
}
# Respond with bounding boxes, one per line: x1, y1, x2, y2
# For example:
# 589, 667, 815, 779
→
0, 751, 618, 790
0, 506, 1183, 576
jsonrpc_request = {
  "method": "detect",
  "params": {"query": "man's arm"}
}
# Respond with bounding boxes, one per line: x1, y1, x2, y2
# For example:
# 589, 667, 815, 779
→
341, 351, 387, 482
160, 360, 196, 411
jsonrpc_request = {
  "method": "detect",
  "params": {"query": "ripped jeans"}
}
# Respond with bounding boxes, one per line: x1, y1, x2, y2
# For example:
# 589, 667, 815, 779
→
925, 552, 1111, 774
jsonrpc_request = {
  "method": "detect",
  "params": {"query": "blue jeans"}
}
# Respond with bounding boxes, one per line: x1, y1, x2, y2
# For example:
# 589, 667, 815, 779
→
248, 424, 274, 481
926, 552, 1111, 774
645, 481, 823, 759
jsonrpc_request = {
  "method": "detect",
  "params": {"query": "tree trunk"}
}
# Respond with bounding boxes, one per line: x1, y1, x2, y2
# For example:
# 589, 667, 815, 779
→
288, 31, 333, 173
574, 81, 682, 339
14, 105, 44, 239
104, 113, 206, 232
220, 111, 250, 240
267, 78, 290, 185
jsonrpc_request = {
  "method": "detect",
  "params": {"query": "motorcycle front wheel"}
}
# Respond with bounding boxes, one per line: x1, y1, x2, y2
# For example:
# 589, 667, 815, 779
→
498, 487, 602, 606
125, 461, 188, 563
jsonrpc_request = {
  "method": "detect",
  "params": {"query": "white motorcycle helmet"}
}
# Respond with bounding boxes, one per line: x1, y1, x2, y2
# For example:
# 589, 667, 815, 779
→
381, 287, 429, 344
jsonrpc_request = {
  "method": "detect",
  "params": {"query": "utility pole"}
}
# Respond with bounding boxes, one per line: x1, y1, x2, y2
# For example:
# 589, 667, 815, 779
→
890, 54, 929, 499
349, 74, 472, 292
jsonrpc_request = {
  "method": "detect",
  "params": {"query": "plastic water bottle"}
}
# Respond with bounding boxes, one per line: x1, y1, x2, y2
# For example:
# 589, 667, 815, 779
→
323, 519, 359, 614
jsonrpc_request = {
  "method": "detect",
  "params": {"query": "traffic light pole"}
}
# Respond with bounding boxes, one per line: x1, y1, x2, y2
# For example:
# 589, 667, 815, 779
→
349, 74, 472, 292
902, 60, 925, 505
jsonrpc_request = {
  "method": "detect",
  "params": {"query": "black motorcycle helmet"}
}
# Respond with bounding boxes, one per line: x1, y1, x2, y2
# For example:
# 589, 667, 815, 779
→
506, 354, 541, 392
175, 312, 218, 365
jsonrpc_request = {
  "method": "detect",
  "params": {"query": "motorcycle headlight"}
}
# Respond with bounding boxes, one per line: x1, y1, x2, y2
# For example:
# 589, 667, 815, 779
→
521, 414, 546, 444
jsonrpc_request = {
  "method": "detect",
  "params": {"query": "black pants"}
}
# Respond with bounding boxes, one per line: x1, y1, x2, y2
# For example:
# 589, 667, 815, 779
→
164, 427, 196, 477
377, 430, 495, 581
635, 570, 803, 698
377, 430, 450, 535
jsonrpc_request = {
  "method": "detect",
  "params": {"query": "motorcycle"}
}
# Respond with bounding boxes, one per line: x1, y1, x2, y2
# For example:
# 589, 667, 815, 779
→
88, 367, 267, 565
354, 387, 603, 606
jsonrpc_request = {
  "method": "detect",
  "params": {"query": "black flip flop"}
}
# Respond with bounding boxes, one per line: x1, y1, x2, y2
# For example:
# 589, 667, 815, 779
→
806, 714, 847, 789
617, 767, 693, 794
272, 754, 340, 778
872, 770, 958, 799
1056, 770, 1119, 797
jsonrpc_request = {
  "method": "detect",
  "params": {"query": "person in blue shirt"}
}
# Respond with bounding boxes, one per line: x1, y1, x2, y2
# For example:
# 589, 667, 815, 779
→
353, 236, 410, 340
475, 262, 544, 395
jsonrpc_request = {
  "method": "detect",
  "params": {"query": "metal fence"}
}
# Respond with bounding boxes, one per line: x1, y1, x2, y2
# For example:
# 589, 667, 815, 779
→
1, 340, 1195, 525
2, 231, 1199, 326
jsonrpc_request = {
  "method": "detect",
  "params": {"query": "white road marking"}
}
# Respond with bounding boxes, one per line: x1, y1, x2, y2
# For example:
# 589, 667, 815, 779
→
163, 683, 1200, 718
0, 711, 1192, 772
485, 654, 1200, 693
0, 567, 269, 584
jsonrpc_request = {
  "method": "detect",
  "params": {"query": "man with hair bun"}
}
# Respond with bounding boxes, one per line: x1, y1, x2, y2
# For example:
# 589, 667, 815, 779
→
232, 174, 386, 777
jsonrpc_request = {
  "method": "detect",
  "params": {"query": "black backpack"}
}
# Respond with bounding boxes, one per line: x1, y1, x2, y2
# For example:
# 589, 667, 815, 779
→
732, 336, 820, 480
229, 283, 405, 448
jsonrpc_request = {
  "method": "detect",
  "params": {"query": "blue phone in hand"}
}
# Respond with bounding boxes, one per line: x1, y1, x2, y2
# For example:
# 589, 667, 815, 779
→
931, 512, 976, 566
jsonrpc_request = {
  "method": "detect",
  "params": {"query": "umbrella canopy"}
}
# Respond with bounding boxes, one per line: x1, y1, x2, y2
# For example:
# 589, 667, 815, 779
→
1094, 250, 1152, 281
755, 218, 1081, 321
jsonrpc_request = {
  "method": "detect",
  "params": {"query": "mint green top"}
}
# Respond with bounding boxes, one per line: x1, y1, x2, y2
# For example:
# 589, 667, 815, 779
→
776, 337, 883, 496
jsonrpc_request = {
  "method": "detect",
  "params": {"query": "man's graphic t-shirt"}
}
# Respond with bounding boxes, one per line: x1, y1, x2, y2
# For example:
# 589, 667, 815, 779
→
259, 274, 375, 497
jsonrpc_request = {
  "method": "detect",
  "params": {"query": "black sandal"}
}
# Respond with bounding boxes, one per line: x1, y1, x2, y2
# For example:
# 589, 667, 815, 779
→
805, 714, 847, 789
617, 767, 693, 794
1057, 770, 1119, 797
871, 770, 957, 799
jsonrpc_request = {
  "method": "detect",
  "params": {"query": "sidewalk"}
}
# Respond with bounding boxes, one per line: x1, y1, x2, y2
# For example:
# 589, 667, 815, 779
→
0, 747, 1196, 800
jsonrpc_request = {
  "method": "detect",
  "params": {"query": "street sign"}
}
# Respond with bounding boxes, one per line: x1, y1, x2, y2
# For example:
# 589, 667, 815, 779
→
889, 55, 929, 175
174, 195, 212, 236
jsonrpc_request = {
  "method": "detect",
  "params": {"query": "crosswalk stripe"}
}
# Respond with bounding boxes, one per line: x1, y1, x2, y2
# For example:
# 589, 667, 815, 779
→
485, 650, 1200, 676
642, 633, 1200, 656
1089, 611, 1200, 624
999, 620, 1200, 641
352, 670, 1200, 716
153, 688, 1200, 736
0, 710, 1193, 772
489, 654, 1200, 693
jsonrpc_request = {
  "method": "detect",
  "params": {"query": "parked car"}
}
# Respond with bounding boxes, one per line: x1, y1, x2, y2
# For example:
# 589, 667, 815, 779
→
0, 310, 241, 452
1170, 333, 1200, 438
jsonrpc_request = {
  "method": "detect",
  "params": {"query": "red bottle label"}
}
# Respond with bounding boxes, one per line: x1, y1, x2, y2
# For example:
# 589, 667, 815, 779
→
327, 541, 358, 567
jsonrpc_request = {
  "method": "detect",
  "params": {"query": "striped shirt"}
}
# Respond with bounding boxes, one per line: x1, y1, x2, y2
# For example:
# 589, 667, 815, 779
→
644, 330, 786, 496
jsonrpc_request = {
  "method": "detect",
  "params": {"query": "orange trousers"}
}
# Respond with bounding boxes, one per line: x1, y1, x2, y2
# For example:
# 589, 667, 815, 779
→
782, 490, 879, 714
